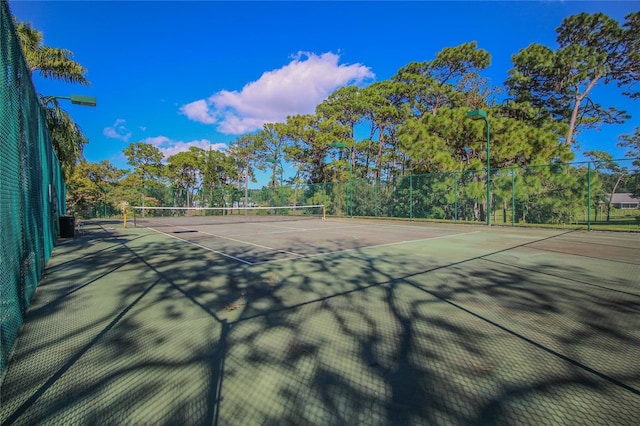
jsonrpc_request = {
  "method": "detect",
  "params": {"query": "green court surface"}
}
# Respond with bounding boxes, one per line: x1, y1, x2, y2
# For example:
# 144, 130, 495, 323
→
1, 218, 639, 425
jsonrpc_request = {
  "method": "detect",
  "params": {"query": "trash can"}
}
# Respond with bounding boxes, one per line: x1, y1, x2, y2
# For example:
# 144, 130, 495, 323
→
59, 215, 75, 238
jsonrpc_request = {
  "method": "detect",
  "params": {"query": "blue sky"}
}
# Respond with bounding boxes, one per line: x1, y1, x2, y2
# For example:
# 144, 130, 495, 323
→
9, 1, 639, 188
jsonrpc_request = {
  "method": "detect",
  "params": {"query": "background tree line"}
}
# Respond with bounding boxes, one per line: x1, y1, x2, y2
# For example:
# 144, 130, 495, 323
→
16, 10, 640, 223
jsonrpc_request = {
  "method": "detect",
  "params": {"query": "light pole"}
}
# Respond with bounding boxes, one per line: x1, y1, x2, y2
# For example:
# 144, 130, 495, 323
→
466, 109, 491, 226
41, 94, 97, 107
331, 141, 353, 217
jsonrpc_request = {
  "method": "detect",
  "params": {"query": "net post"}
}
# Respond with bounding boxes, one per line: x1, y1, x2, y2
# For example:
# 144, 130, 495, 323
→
322, 205, 326, 220
133, 207, 137, 227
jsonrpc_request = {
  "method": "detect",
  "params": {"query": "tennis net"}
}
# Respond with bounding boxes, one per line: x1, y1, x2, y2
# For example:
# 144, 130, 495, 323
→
132, 204, 325, 227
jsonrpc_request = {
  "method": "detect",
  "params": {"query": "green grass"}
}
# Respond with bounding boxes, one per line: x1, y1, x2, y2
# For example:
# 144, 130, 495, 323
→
334, 209, 640, 233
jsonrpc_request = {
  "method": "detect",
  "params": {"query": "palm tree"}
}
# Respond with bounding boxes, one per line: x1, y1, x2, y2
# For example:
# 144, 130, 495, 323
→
44, 100, 89, 179
15, 19, 90, 178
16, 20, 89, 84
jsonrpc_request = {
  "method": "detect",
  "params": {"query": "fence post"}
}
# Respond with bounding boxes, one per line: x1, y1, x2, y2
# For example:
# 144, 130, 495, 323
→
587, 162, 591, 231
375, 178, 378, 218
454, 172, 458, 223
410, 175, 413, 220
511, 167, 515, 227
140, 188, 145, 217
322, 182, 326, 212
344, 181, 348, 217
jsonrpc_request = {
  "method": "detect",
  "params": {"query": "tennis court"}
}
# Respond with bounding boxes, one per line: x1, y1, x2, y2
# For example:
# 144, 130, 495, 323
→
131, 206, 481, 265
1, 216, 639, 425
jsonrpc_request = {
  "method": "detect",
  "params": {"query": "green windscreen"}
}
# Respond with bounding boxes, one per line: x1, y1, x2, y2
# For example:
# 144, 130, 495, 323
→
0, 0, 66, 375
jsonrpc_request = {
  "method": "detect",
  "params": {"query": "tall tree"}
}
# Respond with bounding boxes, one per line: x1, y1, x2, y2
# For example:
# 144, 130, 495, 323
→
123, 142, 164, 208
166, 147, 204, 207
398, 106, 572, 222
393, 42, 492, 117
44, 103, 89, 179
506, 12, 639, 147
228, 134, 265, 206
16, 20, 89, 84
585, 150, 628, 221
316, 86, 366, 181
123, 142, 164, 183
254, 123, 288, 188
65, 160, 125, 217
316, 86, 365, 139
282, 113, 349, 185
618, 127, 640, 165
359, 81, 410, 179
617, 127, 640, 197
201, 148, 236, 206
398, 107, 570, 175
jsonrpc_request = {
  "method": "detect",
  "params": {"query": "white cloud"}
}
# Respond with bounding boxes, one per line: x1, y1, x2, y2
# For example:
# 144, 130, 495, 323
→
180, 100, 217, 125
103, 119, 132, 142
180, 52, 374, 134
142, 136, 227, 159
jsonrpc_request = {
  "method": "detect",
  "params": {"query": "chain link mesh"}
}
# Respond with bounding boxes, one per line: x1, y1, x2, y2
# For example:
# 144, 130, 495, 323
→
89, 158, 639, 233
1, 0, 66, 374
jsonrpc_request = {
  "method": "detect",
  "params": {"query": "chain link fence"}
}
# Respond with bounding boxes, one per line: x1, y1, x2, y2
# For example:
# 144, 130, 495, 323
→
314, 159, 639, 231
83, 159, 640, 232
1, 0, 67, 374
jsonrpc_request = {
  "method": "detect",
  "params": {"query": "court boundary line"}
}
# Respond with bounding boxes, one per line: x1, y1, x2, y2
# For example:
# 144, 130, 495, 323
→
144, 225, 482, 266
482, 257, 640, 299
180, 226, 305, 258
150, 220, 370, 238
549, 235, 640, 250
148, 227, 255, 265
521, 244, 639, 266
250, 230, 483, 265
223, 223, 376, 238
148, 224, 310, 263
191, 220, 457, 240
